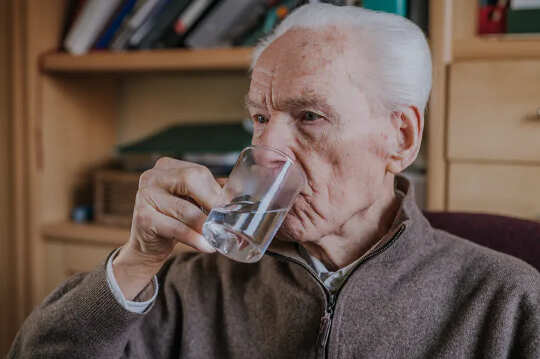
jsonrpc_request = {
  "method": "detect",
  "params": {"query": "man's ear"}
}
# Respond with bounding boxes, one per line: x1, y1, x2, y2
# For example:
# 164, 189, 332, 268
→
386, 105, 423, 174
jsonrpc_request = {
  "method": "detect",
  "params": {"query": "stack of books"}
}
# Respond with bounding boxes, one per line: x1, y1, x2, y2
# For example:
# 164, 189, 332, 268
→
64, 0, 303, 54
62, 0, 429, 55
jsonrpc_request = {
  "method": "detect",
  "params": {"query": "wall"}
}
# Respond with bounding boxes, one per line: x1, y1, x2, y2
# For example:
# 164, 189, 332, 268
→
118, 72, 250, 145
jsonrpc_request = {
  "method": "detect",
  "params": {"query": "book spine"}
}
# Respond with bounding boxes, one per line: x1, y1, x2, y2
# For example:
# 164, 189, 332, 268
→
507, 8, 540, 33
185, 0, 265, 48
175, 0, 214, 36
138, 0, 191, 49
407, 0, 428, 34
94, 0, 138, 49
511, 0, 540, 10
61, 0, 89, 45
110, 0, 160, 50
128, 0, 171, 47
64, 0, 123, 54
362, 0, 407, 16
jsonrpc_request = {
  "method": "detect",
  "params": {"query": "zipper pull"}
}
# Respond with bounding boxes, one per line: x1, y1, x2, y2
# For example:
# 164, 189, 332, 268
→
318, 294, 336, 348
318, 310, 332, 348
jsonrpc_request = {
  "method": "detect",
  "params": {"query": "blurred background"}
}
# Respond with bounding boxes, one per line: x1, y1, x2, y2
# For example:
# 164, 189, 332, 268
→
1, 0, 539, 354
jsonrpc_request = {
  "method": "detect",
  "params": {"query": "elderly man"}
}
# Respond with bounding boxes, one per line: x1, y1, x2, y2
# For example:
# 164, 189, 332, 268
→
10, 3, 539, 359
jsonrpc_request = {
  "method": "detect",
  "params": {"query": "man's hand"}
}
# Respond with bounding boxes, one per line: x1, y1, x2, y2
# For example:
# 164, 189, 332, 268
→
113, 157, 223, 300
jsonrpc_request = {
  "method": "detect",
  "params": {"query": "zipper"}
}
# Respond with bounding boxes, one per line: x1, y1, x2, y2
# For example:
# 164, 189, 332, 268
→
319, 293, 336, 348
266, 223, 406, 358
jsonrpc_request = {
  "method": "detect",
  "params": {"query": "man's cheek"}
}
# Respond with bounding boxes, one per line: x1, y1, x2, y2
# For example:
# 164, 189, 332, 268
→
365, 133, 392, 161
277, 214, 304, 242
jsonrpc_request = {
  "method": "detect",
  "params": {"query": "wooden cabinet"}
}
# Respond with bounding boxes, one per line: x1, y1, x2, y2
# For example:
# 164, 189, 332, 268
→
448, 60, 540, 162
427, 0, 540, 222
45, 241, 116, 296
444, 60, 540, 221
448, 163, 540, 221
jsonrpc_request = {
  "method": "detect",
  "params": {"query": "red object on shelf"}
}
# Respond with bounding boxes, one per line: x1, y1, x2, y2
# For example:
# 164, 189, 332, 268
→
478, 5, 508, 34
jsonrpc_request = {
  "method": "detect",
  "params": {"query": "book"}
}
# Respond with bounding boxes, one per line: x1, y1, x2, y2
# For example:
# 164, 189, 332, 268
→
61, 0, 88, 46
220, 0, 271, 45
94, 0, 139, 49
511, 0, 540, 9
117, 123, 251, 156
64, 0, 124, 54
185, 0, 267, 48
478, 0, 508, 34
128, 0, 172, 48
362, 0, 407, 16
507, 8, 540, 33
408, 0, 429, 34
236, 0, 297, 46
157, 0, 217, 48
110, 0, 161, 50
137, 0, 192, 49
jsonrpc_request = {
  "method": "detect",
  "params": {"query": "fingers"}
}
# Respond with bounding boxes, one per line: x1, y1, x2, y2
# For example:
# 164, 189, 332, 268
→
136, 206, 215, 253
139, 187, 206, 233
139, 164, 223, 212
153, 156, 192, 170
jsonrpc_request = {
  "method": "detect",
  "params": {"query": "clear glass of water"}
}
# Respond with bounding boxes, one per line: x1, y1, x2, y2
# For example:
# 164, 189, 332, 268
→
202, 145, 306, 263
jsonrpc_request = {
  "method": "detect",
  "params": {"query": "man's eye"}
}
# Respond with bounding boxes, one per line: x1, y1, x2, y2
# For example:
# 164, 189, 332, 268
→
301, 111, 323, 122
254, 114, 268, 124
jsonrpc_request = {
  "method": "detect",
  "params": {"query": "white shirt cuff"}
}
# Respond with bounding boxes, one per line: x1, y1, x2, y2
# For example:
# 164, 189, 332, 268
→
105, 248, 159, 314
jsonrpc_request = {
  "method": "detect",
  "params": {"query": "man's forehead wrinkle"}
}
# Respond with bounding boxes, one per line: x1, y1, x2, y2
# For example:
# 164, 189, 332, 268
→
249, 26, 355, 117
245, 94, 265, 110
258, 27, 350, 79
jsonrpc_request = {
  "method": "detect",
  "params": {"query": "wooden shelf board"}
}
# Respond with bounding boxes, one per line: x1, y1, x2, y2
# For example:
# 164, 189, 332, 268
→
42, 221, 130, 246
454, 35, 540, 61
41, 221, 194, 253
41, 47, 254, 73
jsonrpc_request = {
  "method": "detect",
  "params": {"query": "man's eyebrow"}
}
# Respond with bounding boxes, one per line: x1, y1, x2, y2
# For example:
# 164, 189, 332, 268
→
244, 93, 338, 119
280, 95, 338, 119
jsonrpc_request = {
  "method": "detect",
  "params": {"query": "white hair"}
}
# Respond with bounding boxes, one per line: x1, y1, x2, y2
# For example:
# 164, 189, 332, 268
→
251, 3, 432, 115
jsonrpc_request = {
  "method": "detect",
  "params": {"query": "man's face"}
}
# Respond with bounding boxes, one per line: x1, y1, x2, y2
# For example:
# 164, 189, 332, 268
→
246, 27, 396, 243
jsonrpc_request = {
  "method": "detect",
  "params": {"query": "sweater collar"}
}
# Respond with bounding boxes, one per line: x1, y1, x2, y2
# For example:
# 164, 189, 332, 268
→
266, 175, 430, 266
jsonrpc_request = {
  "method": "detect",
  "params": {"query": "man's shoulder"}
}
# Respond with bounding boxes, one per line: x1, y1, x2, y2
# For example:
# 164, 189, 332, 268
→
430, 228, 539, 292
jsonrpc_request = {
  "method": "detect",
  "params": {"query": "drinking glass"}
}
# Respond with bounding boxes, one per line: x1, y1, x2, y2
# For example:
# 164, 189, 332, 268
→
202, 145, 306, 263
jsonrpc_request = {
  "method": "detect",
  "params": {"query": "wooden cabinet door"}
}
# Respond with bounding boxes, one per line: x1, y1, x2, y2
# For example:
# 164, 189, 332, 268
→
44, 242, 116, 300
448, 162, 540, 221
448, 60, 540, 162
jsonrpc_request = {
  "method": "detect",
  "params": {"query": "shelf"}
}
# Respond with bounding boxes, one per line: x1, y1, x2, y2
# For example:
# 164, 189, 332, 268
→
41, 47, 254, 73
42, 221, 130, 246
454, 35, 540, 61
42, 221, 194, 253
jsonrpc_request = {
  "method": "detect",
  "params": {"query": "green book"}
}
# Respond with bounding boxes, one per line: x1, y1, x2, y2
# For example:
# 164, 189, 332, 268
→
362, 0, 407, 16
117, 123, 252, 156
507, 9, 540, 34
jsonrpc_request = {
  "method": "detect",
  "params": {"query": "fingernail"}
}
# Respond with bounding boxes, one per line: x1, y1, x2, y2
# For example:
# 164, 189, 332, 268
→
199, 236, 216, 253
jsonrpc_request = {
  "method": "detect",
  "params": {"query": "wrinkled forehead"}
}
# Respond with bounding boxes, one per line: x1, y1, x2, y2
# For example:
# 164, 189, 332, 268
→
250, 27, 354, 97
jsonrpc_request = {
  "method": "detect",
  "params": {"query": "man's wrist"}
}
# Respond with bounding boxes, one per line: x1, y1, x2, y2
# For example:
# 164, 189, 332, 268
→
112, 244, 165, 300
114, 243, 166, 275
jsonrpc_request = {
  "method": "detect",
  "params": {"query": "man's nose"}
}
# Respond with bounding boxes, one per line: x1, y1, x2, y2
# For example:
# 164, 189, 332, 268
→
251, 113, 296, 161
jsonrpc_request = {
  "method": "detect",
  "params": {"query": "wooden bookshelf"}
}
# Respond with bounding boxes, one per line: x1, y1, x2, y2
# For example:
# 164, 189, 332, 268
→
41, 47, 254, 73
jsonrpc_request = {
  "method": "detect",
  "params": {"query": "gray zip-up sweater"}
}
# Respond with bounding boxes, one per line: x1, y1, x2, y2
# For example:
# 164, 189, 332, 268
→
9, 177, 540, 358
